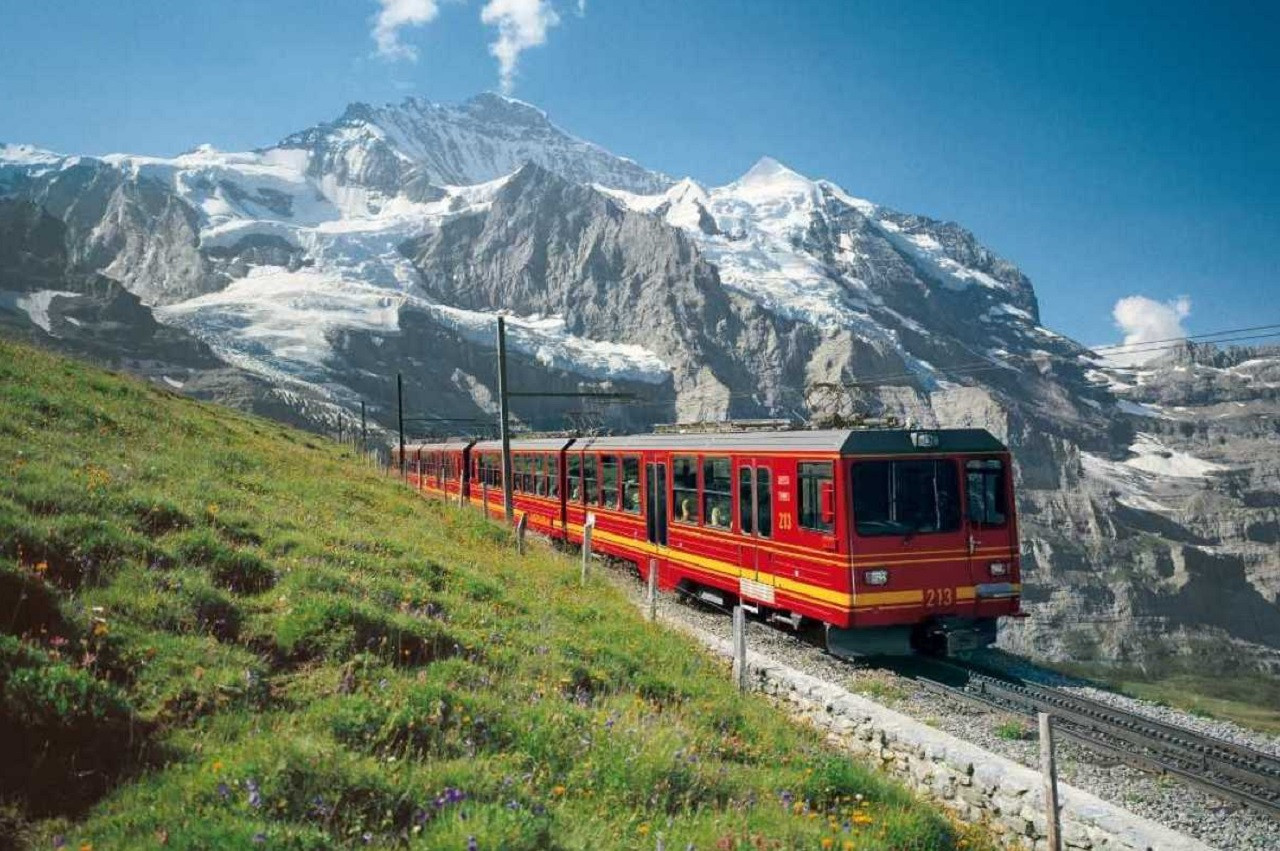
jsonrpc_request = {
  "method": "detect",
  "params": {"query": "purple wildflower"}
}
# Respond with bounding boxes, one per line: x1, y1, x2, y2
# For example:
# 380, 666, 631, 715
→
217, 782, 231, 801
245, 780, 261, 809
362, 832, 373, 844
467, 836, 478, 851
779, 790, 794, 807
252, 833, 267, 844
51, 836, 66, 849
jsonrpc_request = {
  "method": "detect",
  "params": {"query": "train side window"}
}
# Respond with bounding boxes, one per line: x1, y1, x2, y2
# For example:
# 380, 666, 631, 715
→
567, 454, 582, 502
584, 455, 600, 505
757, 468, 772, 538
622, 456, 641, 513
534, 455, 547, 496
737, 467, 753, 535
672, 455, 699, 524
703, 457, 731, 529
798, 462, 834, 533
549, 456, 560, 498
601, 455, 620, 509
965, 459, 1007, 527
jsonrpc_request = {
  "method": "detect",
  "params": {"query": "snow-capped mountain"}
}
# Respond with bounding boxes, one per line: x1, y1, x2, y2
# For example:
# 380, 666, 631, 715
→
2, 93, 1276, 672
276, 93, 671, 198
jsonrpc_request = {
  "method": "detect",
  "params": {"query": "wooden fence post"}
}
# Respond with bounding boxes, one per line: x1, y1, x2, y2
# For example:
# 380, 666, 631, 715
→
580, 518, 594, 585
732, 605, 748, 692
647, 558, 658, 621
515, 513, 528, 556
1040, 712, 1061, 851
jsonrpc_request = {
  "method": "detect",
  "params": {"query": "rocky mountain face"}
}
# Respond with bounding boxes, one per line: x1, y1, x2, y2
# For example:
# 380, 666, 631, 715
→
1, 94, 1276, 672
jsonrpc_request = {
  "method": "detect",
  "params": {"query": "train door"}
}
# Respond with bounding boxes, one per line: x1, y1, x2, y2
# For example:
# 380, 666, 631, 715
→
644, 459, 668, 547
734, 459, 774, 590
964, 456, 1014, 608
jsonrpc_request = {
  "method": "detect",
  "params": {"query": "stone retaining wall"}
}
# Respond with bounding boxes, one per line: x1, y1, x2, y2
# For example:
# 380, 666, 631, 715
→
678, 624, 1212, 851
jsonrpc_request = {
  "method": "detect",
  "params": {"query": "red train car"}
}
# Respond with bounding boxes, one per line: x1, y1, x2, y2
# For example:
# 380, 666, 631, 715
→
394, 428, 1021, 656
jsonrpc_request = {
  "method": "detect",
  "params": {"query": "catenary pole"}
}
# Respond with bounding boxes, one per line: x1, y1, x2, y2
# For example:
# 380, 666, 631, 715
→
360, 401, 367, 454
496, 317, 514, 523
397, 372, 406, 478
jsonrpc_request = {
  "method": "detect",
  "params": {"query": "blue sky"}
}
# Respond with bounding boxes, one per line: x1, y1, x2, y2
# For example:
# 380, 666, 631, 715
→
1, 0, 1276, 346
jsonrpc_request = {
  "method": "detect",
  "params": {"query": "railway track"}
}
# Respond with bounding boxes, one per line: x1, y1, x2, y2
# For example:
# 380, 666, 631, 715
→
895, 657, 1280, 821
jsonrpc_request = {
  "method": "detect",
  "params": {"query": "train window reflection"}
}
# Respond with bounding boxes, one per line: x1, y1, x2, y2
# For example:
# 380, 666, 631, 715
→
703, 457, 731, 528
601, 455, 620, 509
757, 468, 772, 538
853, 460, 960, 536
584, 455, 599, 505
738, 467, 753, 535
672, 455, 699, 524
798, 462, 834, 532
567, 454, 582, 501
965, 459, 1006, 527
622, 456, 641, 513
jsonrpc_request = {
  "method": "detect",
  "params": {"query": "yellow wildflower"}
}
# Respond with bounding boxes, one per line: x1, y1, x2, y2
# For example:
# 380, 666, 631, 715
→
552, 785, 566, 797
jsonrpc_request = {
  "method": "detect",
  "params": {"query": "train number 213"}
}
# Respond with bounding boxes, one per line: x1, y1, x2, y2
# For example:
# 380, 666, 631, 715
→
924, 587, 954, 607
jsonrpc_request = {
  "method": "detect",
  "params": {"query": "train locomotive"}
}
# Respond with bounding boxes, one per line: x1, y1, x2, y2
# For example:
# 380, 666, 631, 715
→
393, 428, 1022, 657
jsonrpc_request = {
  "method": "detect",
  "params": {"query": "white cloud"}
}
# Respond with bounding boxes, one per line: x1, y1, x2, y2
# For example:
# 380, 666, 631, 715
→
480, 0, 561, 93
576, 0, 587, 15
372, 0, 441, 61
1108, 294, 1191, 366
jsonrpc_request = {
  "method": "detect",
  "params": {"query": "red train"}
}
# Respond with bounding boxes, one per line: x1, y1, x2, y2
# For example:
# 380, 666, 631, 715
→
393, 428, 1022, 656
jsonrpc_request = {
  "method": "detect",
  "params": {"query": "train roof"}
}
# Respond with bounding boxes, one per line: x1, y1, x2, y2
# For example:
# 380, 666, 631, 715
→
471, 429, 1006, 455
399, 439, 477, 453
472, 437, 576, 452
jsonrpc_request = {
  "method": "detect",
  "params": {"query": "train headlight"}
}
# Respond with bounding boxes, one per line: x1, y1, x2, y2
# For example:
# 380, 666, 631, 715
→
988, 561, 1008, 577
910, 431, 939, 449
863, 569, 889, 586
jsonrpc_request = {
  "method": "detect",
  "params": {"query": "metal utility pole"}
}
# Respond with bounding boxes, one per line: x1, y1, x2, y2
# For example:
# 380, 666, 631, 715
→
496, 317, 514, 523
337, 417, 343, 445
396, 372, 406, 478
360, 401, 367, 453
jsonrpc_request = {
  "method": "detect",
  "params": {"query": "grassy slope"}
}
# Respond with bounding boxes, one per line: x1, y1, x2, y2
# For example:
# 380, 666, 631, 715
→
0, 339, 988, 850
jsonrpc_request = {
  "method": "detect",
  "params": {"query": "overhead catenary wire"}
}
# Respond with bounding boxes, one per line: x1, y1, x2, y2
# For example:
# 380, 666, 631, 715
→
1089, 322, 1280, 353
612, 326, 1280, 408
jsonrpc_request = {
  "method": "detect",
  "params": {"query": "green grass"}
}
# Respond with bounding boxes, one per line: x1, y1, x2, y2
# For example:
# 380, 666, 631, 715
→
1102, 673, 1280, 736
1050, 660, 1280, 736
0, 339, 992, 850
991, 719, 1033, 742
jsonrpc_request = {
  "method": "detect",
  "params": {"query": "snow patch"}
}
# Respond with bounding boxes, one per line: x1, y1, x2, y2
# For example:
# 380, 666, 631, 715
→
0, 289, 78, 332
1116, 399, 1164, 418
1124, 433, 1224, 478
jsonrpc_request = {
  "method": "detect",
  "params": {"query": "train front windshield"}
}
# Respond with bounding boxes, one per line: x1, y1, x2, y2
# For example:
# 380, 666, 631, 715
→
851, 459, 962, 537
